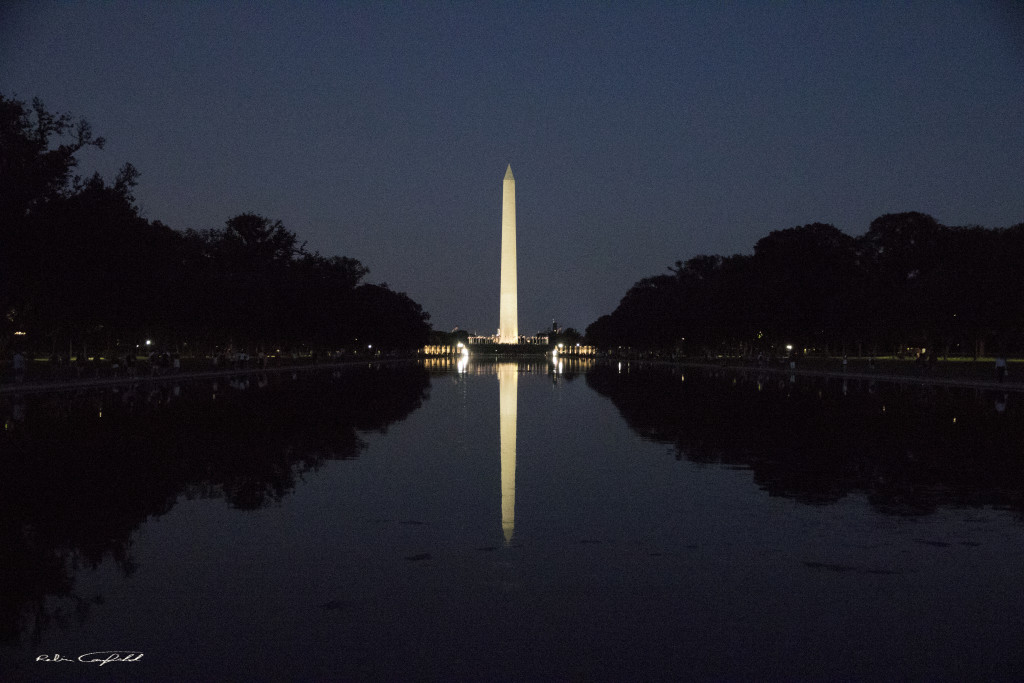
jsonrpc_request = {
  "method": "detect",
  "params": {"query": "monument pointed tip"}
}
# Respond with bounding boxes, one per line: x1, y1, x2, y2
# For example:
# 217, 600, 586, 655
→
504, 164, 514, 180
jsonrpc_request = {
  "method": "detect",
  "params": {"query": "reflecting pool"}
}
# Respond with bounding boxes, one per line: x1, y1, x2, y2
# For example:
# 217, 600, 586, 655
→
2, 360, 1023, 681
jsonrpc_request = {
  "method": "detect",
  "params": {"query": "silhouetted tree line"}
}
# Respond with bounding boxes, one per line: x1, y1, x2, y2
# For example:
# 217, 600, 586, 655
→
0, 94, 430, 356
587, 216, 1024, 356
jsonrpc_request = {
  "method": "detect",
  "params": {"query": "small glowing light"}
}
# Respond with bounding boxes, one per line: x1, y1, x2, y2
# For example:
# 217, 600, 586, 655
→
368, 344, 372, 349
145, 340, 152, 346
785, 344, 793, 351
618, 362, 622, 373
13, 331, 26, 336
98, 410, 102, 418
681, 374, 685, 382
953, 417, 957, 424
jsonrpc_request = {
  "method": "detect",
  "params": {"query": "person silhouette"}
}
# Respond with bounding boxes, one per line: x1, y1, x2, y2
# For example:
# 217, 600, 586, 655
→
995, 355, 1008, 383
12, 351, 26, 383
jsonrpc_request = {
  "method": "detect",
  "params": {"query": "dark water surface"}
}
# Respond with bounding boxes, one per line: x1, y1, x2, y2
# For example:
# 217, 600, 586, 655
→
2, 360, 1023, 681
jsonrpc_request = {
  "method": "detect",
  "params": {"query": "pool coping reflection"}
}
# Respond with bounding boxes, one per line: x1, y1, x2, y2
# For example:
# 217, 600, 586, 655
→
0, 359, 417, 395
4, 357, 1024, 395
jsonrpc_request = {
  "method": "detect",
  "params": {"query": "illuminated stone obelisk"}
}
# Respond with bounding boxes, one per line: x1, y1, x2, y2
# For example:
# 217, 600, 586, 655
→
498, 363, 517, 543
498, 165, 518, 343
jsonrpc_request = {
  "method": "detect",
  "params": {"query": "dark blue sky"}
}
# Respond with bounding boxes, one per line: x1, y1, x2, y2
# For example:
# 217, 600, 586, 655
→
3, 2, 1022, 334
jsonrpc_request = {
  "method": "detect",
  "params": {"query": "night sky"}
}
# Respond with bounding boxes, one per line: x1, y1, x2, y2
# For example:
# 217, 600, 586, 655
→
3, 2, 1022, 335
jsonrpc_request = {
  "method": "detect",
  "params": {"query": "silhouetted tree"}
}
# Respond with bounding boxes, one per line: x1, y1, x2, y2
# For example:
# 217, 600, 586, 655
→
0, 94, 104, 224
351, 283, 431, 350
1, 95, 433, 355
588, 213, 1024, 356
749, 223, 860, 350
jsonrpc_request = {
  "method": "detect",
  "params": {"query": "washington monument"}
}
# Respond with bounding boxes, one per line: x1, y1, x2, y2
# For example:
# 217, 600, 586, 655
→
498, 165, 518, 343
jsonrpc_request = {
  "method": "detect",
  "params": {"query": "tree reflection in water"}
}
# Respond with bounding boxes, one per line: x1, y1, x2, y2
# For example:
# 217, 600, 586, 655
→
0, 363, 429, 647
587, 363, 1024, 516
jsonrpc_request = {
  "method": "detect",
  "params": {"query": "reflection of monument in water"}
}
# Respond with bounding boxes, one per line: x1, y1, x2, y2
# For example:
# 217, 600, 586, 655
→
433, 359, 590, 543
498, 363, 517, 543
498, 165, 518, 344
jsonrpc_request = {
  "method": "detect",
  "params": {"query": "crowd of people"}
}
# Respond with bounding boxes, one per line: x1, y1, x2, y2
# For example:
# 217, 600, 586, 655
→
4, 349, 184, 383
